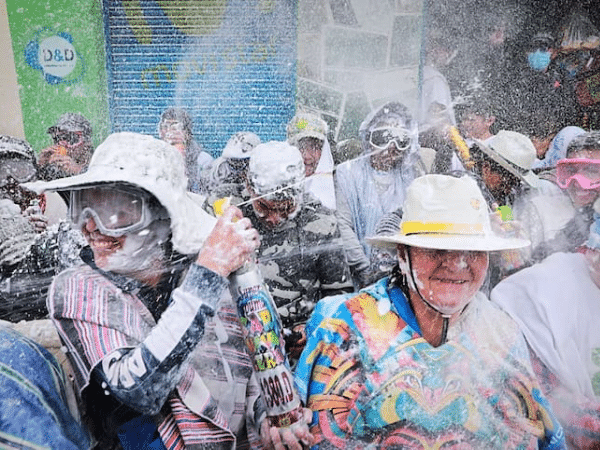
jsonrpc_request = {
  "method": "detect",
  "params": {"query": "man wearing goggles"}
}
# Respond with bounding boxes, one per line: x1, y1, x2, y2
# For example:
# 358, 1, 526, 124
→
367, 126, 412, 171
69, 185, 161, 238
335, 101, 426, 288
0, 136, 44, 214
368, 126, 412, 151
23, 132, 313, 450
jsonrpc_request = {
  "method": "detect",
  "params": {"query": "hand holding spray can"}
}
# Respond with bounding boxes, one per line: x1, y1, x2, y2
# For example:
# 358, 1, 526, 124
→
214, 198, 303, 427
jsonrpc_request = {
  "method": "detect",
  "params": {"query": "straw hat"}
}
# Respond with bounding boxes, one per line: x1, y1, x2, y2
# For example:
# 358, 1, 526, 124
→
367, 174, 530, 251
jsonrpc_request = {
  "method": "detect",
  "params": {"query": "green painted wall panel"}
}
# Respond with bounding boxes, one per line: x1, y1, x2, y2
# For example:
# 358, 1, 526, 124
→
5, 0, 109, 153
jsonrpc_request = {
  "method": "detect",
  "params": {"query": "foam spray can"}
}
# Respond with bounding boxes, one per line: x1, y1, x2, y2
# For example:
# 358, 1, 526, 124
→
214, 198, 303, 428
448, 125, 475, 169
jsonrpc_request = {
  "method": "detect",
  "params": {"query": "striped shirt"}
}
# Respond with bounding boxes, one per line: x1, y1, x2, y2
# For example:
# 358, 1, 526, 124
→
47, 257, 263, 449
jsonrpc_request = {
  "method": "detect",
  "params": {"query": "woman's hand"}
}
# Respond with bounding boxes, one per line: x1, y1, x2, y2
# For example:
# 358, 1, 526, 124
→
196, 205, 260, 277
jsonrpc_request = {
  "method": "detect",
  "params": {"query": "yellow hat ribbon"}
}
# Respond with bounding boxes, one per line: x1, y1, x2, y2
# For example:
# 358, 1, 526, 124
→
401, 221, 484, 235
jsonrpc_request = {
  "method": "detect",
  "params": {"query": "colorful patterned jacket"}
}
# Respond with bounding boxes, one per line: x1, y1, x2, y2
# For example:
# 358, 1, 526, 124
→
294, 278, 566, 449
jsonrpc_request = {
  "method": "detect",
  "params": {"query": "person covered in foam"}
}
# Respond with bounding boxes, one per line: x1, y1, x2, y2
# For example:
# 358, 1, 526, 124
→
23, 132, 314, 449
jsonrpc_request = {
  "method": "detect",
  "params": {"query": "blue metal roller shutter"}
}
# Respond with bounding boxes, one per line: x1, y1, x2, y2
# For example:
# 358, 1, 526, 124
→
102, 0, 298, 157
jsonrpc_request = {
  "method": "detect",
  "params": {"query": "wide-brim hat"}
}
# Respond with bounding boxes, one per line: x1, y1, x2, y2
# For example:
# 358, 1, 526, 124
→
23, 132, 216, 255
476, 130, 540, 188
367, 174, 530, 251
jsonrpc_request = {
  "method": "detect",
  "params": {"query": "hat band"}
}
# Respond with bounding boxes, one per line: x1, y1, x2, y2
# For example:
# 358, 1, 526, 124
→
401, 221, 484, 235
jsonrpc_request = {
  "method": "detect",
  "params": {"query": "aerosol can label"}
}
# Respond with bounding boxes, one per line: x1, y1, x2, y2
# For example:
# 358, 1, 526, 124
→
230, 267, 302, 425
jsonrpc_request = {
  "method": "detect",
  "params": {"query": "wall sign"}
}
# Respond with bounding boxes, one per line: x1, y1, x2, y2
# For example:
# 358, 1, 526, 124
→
24, 29, 85, 85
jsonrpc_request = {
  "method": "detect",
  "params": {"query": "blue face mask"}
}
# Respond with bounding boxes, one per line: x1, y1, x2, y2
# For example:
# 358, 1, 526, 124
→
528, 50, 551, 71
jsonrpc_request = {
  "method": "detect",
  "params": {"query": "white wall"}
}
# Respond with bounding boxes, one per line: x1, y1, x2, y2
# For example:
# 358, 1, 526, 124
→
0, 0, 24, 138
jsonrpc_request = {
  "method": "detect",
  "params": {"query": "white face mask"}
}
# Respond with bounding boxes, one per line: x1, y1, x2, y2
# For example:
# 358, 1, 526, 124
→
105, 220, 171, 278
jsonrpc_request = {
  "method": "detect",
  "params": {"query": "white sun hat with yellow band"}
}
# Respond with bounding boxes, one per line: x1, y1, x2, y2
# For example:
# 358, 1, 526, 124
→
366, 174, 530, 251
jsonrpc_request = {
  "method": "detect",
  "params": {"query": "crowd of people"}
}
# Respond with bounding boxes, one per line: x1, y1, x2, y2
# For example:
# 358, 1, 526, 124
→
2, 6, 600, 448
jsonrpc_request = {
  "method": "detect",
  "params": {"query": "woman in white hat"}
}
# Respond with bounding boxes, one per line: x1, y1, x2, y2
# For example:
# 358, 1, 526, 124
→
294, 174, 565, 449
24, 132, 313, 450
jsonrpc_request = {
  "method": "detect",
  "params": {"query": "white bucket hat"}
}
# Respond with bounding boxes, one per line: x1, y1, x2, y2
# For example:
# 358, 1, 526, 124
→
367, 174, 530, 251
247, 141, 305, 200
23, 132, 216, 255
477, 130, 540, 188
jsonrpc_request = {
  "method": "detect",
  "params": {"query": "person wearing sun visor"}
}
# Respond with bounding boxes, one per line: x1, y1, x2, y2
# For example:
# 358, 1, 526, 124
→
295, 173, 566, 449
334, 101, 428, 288
0, 135, 40, 213
22, 132, 313, 449
286, 111, 336, 210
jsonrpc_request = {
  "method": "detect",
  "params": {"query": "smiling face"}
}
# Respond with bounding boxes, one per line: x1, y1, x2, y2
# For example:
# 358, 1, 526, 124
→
81, 215, 172, 286
400, 246, 489, 315
82, 215, 128, 269
75, 186, 172, 285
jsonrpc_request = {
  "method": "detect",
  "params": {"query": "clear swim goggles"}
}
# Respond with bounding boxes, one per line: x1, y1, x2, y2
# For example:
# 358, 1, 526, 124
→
368, 127, 411, 151
556, 158, 600, 190
69, 185, 157, 237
